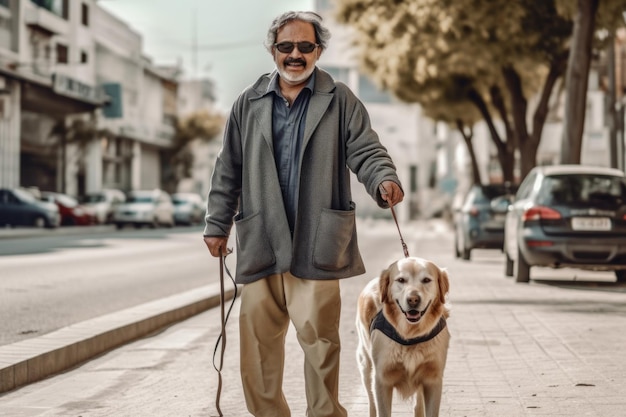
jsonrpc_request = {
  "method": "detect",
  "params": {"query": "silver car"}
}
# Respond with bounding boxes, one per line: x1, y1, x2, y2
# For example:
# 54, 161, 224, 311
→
80, 189, 126, 224
113, 189, 175, 229
171, 192, 205, 226
504, 165, 626, 283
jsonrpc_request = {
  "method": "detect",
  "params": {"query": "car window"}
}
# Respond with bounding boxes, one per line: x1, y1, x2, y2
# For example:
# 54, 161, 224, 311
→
538, 174, 626, 207
14, 188, 37, 203
127, 195, 153, 203
516, 172, 536, 200
81, 194, 105, 203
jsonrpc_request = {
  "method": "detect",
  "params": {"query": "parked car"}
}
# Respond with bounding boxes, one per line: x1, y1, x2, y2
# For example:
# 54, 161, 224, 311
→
113, 189, 175, 229
453, 183, 516, 260
40, 191, 97, 226
80, 189, 126, 224
171, 192, 205, 225
0, 188, 60, 228
504, 165, 626, 283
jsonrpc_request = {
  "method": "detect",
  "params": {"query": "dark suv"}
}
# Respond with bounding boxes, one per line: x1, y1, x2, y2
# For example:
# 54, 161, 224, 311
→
453, 183, 516, 260
504, 165, 626, 283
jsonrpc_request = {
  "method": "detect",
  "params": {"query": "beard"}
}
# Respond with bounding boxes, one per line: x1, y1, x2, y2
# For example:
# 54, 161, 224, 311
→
276, 58, 316, 85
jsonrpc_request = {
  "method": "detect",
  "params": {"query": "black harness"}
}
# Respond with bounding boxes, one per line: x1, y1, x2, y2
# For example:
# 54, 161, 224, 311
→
370, 310, 447, 346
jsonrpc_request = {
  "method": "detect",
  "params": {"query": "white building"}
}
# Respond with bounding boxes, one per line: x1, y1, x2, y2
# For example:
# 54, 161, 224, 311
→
90, 4, 179, 194
314, 0, 446, 221
0, 0, 106, 193
0, 0, 180, 197
177, 78, 222, 197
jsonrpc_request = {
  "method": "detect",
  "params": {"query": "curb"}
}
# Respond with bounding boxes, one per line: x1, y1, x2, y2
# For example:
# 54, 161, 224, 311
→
0, 283, 238, 394
0, 225, 116, 240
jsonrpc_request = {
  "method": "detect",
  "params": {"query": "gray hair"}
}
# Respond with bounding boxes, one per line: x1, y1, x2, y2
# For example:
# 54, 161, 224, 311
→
264, 11, 331, 53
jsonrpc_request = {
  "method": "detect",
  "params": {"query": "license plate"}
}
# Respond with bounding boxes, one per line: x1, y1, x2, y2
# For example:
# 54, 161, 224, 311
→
571, 217, 611, 231
492, 213, 506, 222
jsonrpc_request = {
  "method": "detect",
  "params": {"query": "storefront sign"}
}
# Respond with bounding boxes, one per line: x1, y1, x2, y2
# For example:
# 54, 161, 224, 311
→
52, 73, 107, 105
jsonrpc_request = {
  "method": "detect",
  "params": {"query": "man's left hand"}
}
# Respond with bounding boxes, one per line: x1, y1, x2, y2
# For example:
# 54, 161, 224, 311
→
379, 181, 404, 207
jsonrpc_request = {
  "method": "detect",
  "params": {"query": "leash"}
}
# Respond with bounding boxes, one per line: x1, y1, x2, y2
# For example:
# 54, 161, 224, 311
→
379, 184, 409, 258
212, 249, 236, 417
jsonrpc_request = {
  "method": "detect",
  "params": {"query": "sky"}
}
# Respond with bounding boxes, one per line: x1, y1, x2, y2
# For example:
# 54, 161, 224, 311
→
99, 0, 313, 110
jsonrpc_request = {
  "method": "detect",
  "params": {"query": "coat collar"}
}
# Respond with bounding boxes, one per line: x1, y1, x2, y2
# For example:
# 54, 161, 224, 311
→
370, 310, 447, 346
247, 67, 335, 152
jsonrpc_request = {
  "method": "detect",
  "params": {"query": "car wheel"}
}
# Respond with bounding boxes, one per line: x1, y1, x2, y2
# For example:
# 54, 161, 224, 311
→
115, 223, 124, 230
457, 227, 470, 260
32, 216, 46, 228
515, 247, 530, 283
615, 270, 626, 283
505, 251, 514, 277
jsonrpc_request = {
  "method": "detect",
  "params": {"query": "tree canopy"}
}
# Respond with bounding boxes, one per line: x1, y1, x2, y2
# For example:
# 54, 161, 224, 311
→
334, 0, 625, 183
162, 109, 225, 191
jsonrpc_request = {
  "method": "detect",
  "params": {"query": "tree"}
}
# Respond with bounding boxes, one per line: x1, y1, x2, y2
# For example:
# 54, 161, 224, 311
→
558, 0, 626, 164
162, 109, 225, 191
335, 0, 572, 181
48, 117, 112, 194
415, 74, 483, 184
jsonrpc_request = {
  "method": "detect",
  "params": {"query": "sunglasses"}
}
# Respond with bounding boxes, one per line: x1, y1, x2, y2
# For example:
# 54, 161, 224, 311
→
274, 41, 319, 54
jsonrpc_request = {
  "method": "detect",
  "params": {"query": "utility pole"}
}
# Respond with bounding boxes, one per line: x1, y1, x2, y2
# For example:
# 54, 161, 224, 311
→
192, 6, 198, 78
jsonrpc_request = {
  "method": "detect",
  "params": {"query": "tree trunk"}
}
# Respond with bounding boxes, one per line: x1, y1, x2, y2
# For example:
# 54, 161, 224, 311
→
489, 85, 516, 183
456, 120, 482, 185
466, 88, 513, 183
560, 0, 599, 164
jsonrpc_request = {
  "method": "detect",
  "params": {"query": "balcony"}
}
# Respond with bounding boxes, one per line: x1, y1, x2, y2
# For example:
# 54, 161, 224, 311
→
25, 3, 69, 37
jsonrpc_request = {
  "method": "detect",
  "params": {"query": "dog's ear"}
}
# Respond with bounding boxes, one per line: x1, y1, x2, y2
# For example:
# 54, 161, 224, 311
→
379, 268, 391, 303
438, 267, 450, 305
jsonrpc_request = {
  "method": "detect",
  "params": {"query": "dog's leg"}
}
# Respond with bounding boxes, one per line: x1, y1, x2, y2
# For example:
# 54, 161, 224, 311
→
373, 378, 394, 417
357, 347, 377, 417
421, 379, 443, 417
413, 385, 425, 417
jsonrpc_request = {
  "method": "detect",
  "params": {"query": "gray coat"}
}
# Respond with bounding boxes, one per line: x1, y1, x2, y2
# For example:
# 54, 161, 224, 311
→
203, 68, 402, 284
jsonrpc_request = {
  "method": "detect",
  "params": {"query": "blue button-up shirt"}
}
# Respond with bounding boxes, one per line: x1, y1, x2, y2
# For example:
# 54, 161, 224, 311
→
266, 72, 315, 232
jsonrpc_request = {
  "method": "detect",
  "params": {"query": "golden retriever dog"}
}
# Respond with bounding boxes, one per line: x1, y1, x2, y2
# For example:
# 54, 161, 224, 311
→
356, 256, 451, 417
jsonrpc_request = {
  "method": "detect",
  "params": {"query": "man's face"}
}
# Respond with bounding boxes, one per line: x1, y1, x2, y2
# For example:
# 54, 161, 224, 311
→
272, 20, 321, 86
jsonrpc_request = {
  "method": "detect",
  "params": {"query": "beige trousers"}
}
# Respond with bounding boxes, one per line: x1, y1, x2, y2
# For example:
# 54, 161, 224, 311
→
239, 272, 348, 417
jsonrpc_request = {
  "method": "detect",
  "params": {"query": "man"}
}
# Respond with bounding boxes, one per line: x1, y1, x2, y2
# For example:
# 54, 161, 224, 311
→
203, 11, 404, 417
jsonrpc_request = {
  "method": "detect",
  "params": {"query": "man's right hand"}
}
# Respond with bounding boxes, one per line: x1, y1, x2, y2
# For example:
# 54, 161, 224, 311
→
203, 236, 230, 257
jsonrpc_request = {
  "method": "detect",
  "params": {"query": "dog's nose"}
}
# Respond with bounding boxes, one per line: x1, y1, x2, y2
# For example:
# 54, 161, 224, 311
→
407, 291, 420, 309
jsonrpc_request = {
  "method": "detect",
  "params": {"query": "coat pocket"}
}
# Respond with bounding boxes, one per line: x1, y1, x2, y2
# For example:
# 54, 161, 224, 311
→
235, 211, 276, 275
313, 204, 356, 271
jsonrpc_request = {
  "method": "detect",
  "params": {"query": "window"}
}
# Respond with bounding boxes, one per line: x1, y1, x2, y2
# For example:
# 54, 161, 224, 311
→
322, 66, 349, 84
81, 3, 89, 26
410, 165, 418, 193
31, 0, 69, 19
80, 50, 88, 63
56, 43, 68, 64
358, 75, 392, 104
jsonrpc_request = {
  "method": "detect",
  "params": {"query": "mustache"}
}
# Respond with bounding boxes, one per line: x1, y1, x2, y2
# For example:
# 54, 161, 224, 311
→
285, 58, 306, 66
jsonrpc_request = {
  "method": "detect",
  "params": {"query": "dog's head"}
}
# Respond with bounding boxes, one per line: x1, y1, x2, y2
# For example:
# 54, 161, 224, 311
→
379, 257, 450, 334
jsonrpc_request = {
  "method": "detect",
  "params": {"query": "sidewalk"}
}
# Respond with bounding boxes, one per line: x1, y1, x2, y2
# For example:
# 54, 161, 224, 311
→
1, 220, 626, 416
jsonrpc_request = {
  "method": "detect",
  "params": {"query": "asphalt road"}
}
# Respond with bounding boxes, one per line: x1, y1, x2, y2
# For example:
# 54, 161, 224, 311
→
0, 226, 220, 346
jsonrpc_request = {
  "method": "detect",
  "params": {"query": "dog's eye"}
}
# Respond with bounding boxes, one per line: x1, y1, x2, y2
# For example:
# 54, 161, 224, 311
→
422, 277, 432, 284
396, 277, 407, 284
